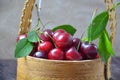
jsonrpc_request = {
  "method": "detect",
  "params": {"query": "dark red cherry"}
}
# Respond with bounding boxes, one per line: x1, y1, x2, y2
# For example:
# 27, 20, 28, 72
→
66, 47, 82, 60
38, 41, 54, 53
16, 34, 27, 42
33, 51, 47, 59
55, 32, 73, 48
48, 48, 65, 60
80, 41, 98, 59
72, 38, 81, 48
40, 29, 53, 41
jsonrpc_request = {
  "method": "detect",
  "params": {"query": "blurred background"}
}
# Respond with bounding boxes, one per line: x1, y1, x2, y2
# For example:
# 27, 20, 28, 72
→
0, 0, 120, 60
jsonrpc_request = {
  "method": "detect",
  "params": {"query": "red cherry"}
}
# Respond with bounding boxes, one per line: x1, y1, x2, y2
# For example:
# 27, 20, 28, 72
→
33, 51, 47, 59
38, 41, 54, 53
53, 29, 66, 40
66, 47, 82, 60
55, 32, 73, 48
72, 38, 81, 48
80, 41, 98, 59
48, 48, 65, 60
16, 34, 27, 42
79, 42, 88, 59
40, 29, 53, 41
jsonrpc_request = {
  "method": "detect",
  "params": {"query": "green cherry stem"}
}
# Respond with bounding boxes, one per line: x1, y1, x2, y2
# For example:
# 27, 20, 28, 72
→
91, 8, 98, 21
47, 33, 57, 48
36, 0, 42, 20
110, 2, 120, 12
35, 4, 45, 31
34, 20, 41, 31
77, 31, 85, 51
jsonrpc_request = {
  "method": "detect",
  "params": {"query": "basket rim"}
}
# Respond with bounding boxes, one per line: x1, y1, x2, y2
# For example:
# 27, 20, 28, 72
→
25, 56, 102, 63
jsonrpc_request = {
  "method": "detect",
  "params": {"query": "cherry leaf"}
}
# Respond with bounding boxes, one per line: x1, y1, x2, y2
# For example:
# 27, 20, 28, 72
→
27, 31, 40, 42
98, 30, 115, 63
52, 24, 76, 36
14, 38, 33, 58
88, 11, 109, 41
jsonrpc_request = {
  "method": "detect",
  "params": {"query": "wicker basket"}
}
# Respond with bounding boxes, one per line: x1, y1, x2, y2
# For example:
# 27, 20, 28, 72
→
17, 0, 116, 80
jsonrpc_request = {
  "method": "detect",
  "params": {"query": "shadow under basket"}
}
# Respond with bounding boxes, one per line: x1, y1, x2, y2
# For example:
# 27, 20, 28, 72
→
17, 56, 106, 80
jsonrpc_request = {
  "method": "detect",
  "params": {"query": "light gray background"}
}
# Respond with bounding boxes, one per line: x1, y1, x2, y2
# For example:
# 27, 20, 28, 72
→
0, 0, 120, 59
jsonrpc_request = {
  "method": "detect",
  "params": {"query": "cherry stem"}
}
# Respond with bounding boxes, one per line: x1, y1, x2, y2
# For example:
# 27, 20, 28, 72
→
110, 2, 120, 12
91, 8, 98, 21
77, 41, 81, 51
34, 20, 41, 31
77, 31, 85, 51
80, 31, 86, 39
46, 33, 57, 48
38, 30, 57, 47
36, 0, 42, 20
35, 4, 45, 31
44, 21, 54, 27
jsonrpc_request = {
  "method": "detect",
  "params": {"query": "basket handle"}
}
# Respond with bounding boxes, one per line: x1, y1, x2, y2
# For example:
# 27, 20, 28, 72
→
104, 0, 116, 80
18, 0, 35, 35
105, 0, 116, 44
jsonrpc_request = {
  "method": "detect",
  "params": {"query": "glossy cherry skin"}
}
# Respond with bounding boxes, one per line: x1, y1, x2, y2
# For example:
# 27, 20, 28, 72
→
48, 48, 65, 60
40, 29, 53, 41
33, 51, 47, 59
16, 34, 27, 42
55, 32, 73, 48
53, 29, 66, 41
72, 38, 81, 48
65, 47, 82, 60
38, 41, 54, 53
80, 41, 98, 59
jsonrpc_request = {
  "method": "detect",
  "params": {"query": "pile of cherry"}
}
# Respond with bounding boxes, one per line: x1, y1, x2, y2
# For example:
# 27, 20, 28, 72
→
17, 29, 99, 60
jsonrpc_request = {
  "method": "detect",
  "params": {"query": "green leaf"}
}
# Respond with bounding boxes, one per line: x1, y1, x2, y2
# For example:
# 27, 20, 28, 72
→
98, 30, 115, 63
98, 49, 110, 64
104, 30, 115, 55
27, 31, 40, 42
14, 38, 33, 58
88, 11, 109, 41
52, 24, 76, 36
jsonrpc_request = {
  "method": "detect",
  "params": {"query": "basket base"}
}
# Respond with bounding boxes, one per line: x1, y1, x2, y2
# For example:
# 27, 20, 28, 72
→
17, 56, 109, 80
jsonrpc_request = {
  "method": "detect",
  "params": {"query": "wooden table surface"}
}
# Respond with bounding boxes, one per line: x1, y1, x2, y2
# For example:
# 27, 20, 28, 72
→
0, 57, 120, 80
